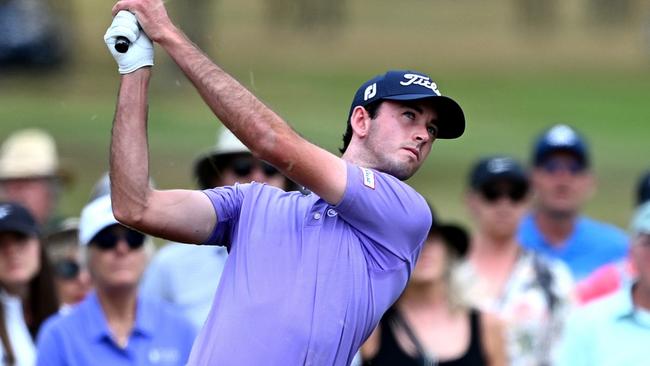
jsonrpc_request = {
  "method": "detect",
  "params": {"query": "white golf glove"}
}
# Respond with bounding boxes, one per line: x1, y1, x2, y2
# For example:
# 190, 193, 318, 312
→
104, 11, 154, 74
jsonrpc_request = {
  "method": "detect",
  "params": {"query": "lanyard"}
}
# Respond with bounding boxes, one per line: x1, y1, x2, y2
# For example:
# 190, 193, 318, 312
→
391, 309, 438, 366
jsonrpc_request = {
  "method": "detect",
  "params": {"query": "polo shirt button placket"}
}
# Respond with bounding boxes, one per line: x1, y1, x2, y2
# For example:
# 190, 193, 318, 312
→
313, 212, 322, 220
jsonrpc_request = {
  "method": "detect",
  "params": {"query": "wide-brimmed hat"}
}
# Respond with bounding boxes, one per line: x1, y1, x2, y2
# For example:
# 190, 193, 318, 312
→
193, 129, 251, 189
0, 128, 71, 182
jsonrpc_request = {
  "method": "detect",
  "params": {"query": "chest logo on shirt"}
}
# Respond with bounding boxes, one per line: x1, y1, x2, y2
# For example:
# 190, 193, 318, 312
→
148, 348, 180, 365
360, 167, 376, 189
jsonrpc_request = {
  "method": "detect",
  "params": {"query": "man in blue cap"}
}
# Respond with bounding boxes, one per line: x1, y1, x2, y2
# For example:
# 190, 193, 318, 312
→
103, 2, 465, 365
518, 124, 628, 280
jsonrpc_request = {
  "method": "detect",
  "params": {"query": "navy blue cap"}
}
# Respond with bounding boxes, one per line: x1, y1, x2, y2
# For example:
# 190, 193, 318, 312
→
348, 70, 465, 139
469, 156, 529, 189
637, 170, 650, 206
0, 201, 39, 236
532, 124, 589, 167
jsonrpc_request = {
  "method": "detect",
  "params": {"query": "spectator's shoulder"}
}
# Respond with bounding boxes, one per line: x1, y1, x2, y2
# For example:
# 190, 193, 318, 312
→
580, 216, 628, 242
37, 307, 80, 343
153, 242, 200, 261
578, 287, 629, 323
142, 296, 195, 333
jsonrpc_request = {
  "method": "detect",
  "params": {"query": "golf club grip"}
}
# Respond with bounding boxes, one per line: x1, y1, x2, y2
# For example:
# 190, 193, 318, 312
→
115, 36, 130, 53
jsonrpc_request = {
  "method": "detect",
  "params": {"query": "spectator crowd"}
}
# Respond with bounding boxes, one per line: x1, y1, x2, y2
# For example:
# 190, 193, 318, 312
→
0, 120, 648, 366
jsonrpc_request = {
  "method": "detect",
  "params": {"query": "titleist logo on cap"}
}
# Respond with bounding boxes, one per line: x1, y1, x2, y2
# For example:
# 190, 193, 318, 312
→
400, 74, 441, 96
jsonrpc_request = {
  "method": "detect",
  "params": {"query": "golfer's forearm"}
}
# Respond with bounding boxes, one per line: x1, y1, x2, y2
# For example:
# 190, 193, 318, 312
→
158, 28, 295, 166
110, 68, 153, 226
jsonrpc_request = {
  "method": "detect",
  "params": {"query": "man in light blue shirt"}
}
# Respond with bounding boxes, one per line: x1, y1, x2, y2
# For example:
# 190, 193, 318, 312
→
557, 202, 650, 366
518, 124, 628, 279
36, 192, 195, 366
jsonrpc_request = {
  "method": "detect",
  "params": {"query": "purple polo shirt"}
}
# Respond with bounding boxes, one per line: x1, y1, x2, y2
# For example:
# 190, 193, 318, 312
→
189, 162, 431, 365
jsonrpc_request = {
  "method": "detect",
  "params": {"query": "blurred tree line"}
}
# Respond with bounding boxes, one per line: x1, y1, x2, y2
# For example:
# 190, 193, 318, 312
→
2, 0, 650, 72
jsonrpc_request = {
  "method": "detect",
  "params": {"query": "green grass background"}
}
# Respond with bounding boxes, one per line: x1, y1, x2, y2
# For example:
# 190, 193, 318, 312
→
2, 0, 649, 231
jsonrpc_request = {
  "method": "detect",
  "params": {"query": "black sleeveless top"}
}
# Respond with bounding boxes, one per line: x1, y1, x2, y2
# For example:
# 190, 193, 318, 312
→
363, 307, 487, 366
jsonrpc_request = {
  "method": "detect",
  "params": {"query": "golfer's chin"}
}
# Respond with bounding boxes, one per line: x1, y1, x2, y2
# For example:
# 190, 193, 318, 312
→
378, 160, 419, 181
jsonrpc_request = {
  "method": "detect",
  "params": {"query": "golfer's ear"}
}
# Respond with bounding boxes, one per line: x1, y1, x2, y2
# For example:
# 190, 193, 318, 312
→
350, 106, 371, 139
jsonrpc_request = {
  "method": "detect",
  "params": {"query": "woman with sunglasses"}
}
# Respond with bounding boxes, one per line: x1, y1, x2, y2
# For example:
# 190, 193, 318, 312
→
0, 201, 59, 366
43, 218, 92, 312
36, 194, 195, 366
459, 156, 574, 366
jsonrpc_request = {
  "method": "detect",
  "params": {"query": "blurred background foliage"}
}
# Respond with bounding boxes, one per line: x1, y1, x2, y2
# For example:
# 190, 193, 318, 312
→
1, 0, 649, 229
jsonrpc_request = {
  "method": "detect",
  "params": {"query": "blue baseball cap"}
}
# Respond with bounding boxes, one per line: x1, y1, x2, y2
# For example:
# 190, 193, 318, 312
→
348, 70, 465, 139
0, 202, 39, 237
532, 124, 589, 167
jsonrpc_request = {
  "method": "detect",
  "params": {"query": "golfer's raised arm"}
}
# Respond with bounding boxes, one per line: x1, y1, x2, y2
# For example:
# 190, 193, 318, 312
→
110, 68, 216, 244
111, 0, 349, 205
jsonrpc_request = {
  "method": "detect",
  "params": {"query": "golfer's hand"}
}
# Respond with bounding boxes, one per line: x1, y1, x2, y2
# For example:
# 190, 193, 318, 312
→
104, 11, 154, 74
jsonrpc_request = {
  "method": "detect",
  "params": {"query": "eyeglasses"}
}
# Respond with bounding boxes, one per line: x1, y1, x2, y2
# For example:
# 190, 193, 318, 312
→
231, 158, 279, 178
480, 183, 528, 203
54, 259, 82, 280
540, 159, 585, 175
90, 228, 145, 251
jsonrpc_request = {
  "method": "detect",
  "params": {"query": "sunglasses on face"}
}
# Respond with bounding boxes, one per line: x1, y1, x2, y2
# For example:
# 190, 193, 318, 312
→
54, 259, 82, 280
480, 183, 528, 203
540, 159, 585, 175
230, 158, 279, 178
90, 227, 145, 251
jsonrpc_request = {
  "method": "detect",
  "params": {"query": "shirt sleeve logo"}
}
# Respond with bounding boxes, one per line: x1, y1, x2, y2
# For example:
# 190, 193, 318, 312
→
360, 167, 376, 189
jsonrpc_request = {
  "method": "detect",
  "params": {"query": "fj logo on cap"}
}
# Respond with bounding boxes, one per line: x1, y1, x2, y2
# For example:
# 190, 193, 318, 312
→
364, 83, 377, 101
400, 74, 441, 96
360, 167, 376, 189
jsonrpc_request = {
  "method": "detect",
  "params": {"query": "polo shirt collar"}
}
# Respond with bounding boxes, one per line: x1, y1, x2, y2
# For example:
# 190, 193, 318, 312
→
83, 291, 112, 342
83, 291, 155, 341
133, 296, 156, 337
612, 281, 650, 328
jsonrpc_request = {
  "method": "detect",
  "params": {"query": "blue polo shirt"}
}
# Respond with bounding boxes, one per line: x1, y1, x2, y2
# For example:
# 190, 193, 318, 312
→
518, 213, 628, 280
189, 162, 431, 366
557, 282, 650, 366
36, 291, 195, 366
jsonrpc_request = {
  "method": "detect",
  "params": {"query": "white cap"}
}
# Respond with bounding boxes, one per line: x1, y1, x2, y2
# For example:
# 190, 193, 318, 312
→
631, 202, 650, 236
0, 129, 61, 180
211, 129, 249, 156
78, 195, 119, 246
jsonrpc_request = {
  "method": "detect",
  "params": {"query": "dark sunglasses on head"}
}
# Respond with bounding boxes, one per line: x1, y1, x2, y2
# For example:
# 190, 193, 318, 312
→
540, 159, 585, 175
90, 227, 145, 251
54, 259, 81, 280
231, 158, 279, 178
480, 183, 528, 203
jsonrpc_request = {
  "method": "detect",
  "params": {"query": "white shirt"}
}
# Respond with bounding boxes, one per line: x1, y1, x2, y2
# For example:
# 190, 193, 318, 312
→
0, 290, 36, 366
